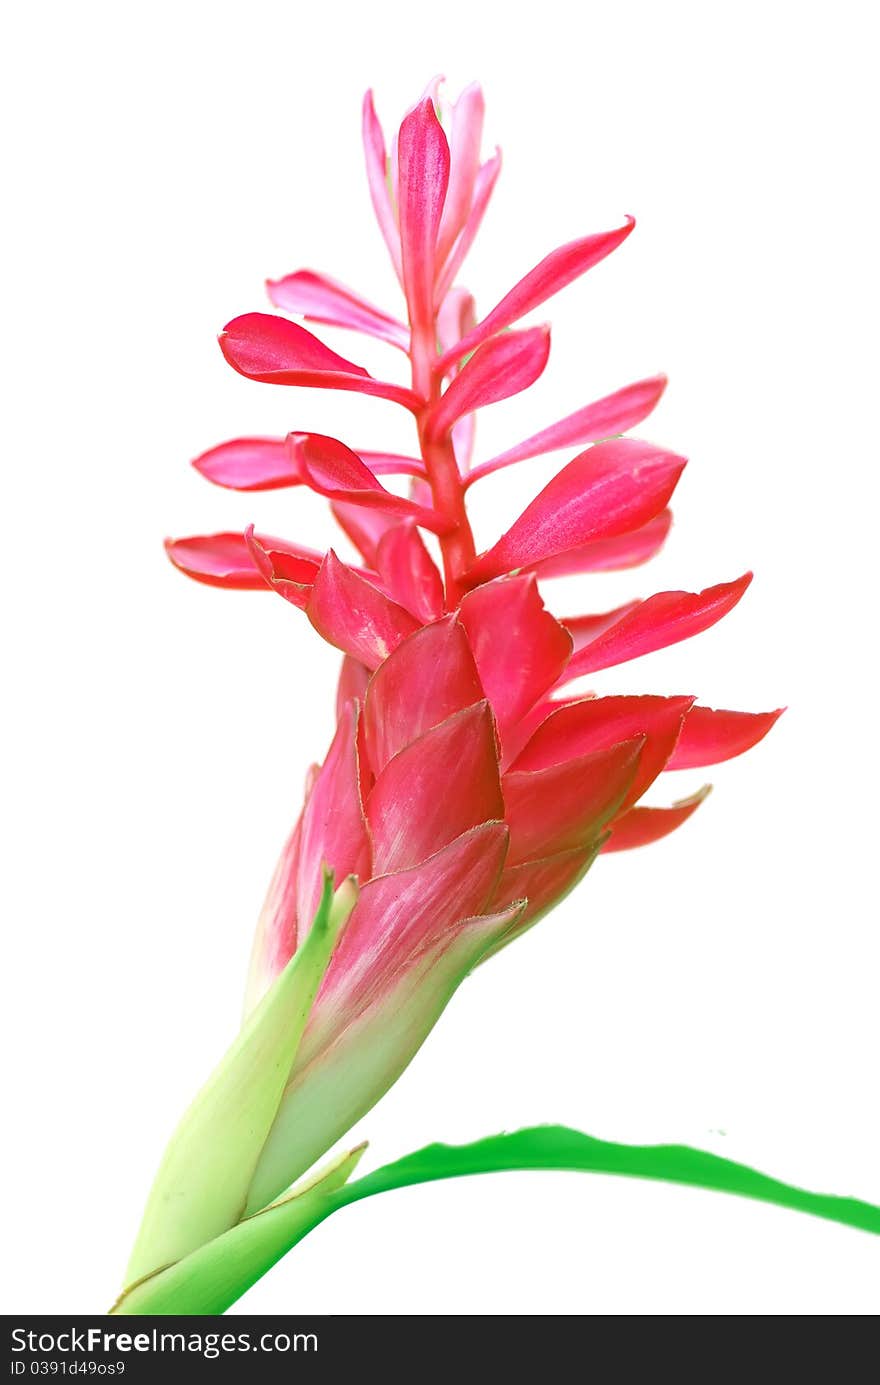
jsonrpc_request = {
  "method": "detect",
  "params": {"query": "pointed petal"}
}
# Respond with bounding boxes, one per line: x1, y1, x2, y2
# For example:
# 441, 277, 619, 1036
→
436, 149, 502, 299
387, 80, 443, 211
457, 574, 573, 738
603, 786, 712, 851
362, 90, 402, 278
367, 701, 503, 873
436, 83, 485, 265
292, 432, 451, 534
493, 840, 601, 926
363, 616, 484, 772
531, 510, 673, 578
467, 375, 668, 484
438, 218, 635, 369
322, 822, 510, 1017
666, 706, 785, 770
219, 313, 421, 410
165, 531, 318, 591
397, 98, 450, 330
191, 436, 423, 492
237, 543, 380, 634
426, 325, 551, 440
512, 694, 694, 809
375, 521, 445, 622
243, 528, 319, 609
192, 436, 297, 491
223, 312, 369, 376
306, 550, 419, 668
297, 704, 371, 933
496, 694, 583, 771
503, 738, 643, 866
266, 270, 409, 350
465, 439, 686, 586
562, 574, 753, 680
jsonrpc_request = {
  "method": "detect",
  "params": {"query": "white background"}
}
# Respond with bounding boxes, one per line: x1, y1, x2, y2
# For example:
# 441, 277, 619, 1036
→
3, 0, 878, 1316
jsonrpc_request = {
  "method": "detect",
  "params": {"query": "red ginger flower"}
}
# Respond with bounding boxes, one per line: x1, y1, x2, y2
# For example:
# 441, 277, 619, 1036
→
165, 80, 782, 1206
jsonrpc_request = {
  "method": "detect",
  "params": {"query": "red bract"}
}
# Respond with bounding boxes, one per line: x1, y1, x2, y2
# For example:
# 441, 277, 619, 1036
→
167, 80, 782, 1202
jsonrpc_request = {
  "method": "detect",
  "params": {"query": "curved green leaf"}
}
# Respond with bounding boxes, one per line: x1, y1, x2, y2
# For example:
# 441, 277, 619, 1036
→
342, 1126, 880, 1235
114, 1124, 880, 1315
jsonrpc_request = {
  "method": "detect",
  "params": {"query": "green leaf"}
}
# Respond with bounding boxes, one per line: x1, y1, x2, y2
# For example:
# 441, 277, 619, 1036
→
116, 1123, 880, 1315
124, 875, 358, 1284
339, 1126, 880, 1237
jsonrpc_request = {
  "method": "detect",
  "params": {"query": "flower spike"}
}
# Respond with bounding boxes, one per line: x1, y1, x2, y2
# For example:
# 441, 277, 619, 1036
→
142, 77, 788, 1316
